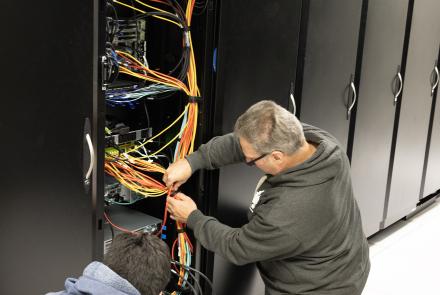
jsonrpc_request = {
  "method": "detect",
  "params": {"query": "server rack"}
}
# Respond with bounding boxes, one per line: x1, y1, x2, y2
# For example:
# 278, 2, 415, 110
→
350, 0, 410, 237
421, 49, 440, 198
383, 0, 440, 228
206, 0, 363, 294
0, 0, 213, 293
98, 1, 216, 294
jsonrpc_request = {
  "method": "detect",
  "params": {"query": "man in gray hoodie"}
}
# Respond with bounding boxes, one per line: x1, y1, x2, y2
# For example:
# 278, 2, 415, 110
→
47, 233, 170, 295
165, 100, 370, 295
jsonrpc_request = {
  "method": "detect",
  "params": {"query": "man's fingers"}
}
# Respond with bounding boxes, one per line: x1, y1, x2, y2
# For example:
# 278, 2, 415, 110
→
167, 196, 176, 206
173, 193, 183, 200
166, 198, 179, 222
165, 177, 182, 190
172, 182, 181, 191
163, 159, 192, 189
167, 197, 182, 209
163, 178, 173, 189
174, 192, 191, 201
162, 173, 168, 184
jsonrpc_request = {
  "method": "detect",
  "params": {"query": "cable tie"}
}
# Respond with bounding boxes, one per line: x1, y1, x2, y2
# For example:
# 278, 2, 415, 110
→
187, 96, 202, 103
184, 31, 191, 47
176, 228, 185, 234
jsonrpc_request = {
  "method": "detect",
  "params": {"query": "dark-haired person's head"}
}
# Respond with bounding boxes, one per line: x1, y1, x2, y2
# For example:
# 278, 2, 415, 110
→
104, 233, 171, 295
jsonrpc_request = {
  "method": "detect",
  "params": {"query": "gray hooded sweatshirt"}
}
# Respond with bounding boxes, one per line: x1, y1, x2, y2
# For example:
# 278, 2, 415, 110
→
186, 123, 370, 295
46, 261, 141, 295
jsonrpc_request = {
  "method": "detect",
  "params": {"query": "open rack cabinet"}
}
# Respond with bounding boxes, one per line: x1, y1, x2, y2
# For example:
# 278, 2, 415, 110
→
0, 0, 217, 294
98, 1, 218, 294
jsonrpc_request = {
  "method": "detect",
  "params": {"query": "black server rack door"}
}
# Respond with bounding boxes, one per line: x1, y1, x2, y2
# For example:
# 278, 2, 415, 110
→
212, 1, 302, 294
422, 56, 440, 197
350, 0, 409, 237
384, 0, 440, 227
0, 1, 97, 294
299, 0, 363, 150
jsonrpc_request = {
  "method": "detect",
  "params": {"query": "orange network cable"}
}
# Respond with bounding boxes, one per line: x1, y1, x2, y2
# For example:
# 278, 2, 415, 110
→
104, 211, 139, 235
104, 159, 167, 197
169, 0, 199, 288
116, 51, 191, 95
159, 190, 194, 286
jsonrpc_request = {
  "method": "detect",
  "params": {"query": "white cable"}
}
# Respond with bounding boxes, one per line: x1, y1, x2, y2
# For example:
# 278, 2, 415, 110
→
290, 93, 296, 116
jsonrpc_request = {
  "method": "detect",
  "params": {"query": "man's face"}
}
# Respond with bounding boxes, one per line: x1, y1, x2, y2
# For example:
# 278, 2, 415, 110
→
239, 137, 277, 175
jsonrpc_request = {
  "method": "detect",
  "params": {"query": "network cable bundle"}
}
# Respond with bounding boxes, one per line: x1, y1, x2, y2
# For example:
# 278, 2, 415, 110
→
102, 0, 211, 294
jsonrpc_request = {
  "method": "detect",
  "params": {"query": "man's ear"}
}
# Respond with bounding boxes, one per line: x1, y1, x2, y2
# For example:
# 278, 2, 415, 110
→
272, 151, 283, 161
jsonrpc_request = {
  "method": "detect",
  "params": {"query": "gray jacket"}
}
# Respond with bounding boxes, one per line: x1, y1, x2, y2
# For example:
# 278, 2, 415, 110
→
46, 261, 141, 295
186, 123, 370, 295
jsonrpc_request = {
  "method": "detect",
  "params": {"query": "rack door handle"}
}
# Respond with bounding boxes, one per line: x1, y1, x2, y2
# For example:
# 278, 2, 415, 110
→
347, 82, 357, 119
84, 133, 94, 184
432, 65, 439, 96
394, 72, 403, 104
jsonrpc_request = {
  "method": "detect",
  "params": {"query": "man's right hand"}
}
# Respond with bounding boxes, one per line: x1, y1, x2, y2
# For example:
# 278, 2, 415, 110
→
163, 158, 193, 191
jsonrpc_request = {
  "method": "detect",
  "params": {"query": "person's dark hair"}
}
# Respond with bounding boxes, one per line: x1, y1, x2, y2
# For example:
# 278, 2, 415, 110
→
104, 233, 171, 295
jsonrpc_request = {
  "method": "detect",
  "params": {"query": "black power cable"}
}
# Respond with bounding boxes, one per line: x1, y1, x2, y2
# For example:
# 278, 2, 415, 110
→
170, 269, 199, 294
185, 266, 203, 295
171, 260, 215, 294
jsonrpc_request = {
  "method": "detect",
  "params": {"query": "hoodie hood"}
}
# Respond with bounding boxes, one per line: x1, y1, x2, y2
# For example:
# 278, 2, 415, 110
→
48, 261, 141, 295
266, 124, 344, 188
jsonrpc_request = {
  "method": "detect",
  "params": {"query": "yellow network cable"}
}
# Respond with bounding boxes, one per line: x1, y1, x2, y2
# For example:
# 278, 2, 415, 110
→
113, 0, 182, 28
127, 105, 189, 153
124, 154, 166, 173
135, 0, 170, 14
105, 160, 167, 197
119, 66, 182, 91
117, 50, 191, 95
150, 131, 181, 157
150, 112, 191, 156
151, 15, 182, 28
113, 0, 145, 13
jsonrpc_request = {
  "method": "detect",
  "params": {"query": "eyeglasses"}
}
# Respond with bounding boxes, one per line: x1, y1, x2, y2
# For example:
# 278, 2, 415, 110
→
245, 153, 269, 166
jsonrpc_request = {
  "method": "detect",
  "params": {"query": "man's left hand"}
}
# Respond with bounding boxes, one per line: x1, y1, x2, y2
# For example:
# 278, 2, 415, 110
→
167, 192, 197, 223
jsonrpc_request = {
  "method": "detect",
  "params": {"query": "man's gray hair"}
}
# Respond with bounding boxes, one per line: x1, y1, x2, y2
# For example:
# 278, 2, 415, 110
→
234, 100, 306, 155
